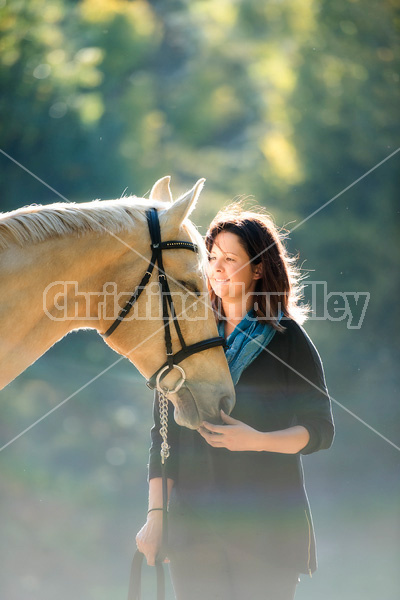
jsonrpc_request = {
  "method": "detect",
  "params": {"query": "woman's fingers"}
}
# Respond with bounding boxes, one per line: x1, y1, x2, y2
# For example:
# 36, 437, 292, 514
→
137, 542, 157, 566
198, 425, 222, 439
220, 409, 239, 425
146, 554, 156, 567
136, 519, 163, 566
198, 425, 219, 436
198, 426, 225, 447
201, 421, 224, 433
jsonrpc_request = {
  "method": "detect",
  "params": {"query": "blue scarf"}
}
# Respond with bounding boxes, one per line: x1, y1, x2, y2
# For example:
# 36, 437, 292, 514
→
218, 309, 283, 385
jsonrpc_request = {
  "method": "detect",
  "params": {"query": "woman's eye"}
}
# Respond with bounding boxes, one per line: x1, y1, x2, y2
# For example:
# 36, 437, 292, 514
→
208, 256, 216, 261
226, 257, 235, 262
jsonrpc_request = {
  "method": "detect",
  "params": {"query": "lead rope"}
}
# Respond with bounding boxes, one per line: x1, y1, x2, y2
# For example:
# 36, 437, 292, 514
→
127, 394, 169, 600
159, 391, 170, 464
158, 390, 169, 572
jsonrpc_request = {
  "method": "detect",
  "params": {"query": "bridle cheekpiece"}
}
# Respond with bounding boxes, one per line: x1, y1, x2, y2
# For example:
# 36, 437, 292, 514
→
101, 207, 225, 395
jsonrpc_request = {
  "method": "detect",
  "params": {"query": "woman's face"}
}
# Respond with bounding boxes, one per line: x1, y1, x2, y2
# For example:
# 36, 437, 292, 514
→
207, 231, 261, 303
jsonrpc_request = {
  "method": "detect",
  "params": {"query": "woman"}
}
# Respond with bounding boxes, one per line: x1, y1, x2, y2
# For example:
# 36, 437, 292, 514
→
136, 204, 334, 600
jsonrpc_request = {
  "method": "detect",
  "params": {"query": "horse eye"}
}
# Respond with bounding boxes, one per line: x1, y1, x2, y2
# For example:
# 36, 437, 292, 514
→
178, 280, 201, 296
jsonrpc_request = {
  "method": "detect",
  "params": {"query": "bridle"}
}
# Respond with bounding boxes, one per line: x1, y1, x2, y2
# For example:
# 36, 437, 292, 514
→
116, 208, 226, 600
101, 207, 225, 395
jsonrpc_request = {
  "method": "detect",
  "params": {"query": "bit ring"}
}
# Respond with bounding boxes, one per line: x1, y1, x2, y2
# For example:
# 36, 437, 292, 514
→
155, 364, 186, 394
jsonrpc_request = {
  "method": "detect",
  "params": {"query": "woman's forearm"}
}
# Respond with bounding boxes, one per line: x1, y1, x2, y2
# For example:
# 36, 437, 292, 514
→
148, 477, 175, 510
257, 425, 310, 454
199, 412, 310, 453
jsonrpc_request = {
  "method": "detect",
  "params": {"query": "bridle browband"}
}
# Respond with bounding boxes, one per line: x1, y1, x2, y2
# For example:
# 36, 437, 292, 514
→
101, 207, 225, 394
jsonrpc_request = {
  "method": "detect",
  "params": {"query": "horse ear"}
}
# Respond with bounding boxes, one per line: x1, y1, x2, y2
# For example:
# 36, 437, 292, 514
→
150, 176, 173, 204
168, 178, 206, 224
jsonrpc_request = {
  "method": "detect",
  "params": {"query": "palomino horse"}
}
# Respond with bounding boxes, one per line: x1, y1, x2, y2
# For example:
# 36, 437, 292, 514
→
0, 176, 235, 429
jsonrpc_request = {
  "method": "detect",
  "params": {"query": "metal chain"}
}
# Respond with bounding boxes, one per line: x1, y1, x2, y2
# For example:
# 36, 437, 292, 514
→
159, 391, 170, 464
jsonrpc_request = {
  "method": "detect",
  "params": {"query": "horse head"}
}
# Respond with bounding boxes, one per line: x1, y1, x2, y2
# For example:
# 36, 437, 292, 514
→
101, 176, 235, 429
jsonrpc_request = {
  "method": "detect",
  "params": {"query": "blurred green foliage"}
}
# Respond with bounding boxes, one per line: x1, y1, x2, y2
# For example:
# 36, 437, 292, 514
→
0, 0, 399, 599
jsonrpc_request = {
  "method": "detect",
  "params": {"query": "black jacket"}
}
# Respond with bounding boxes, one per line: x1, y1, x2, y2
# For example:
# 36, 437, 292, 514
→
149, 317, 335, 574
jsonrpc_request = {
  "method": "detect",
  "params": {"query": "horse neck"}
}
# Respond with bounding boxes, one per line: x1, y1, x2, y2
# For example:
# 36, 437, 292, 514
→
0, 229, 142, 389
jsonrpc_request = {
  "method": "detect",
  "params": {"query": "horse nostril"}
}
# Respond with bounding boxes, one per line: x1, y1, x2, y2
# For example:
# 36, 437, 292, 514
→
219, 396, 231, 414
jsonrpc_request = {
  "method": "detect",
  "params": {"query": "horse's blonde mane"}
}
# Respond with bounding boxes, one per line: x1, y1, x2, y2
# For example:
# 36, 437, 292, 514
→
0, 197, 202, 251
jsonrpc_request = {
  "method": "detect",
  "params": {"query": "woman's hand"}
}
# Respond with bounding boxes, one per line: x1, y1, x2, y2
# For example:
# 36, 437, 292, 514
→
135, 512, 169, 566
198, 409, 264, 452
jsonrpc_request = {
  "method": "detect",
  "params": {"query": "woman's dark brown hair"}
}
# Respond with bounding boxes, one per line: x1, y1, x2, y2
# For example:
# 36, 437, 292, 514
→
205, 203, 308, 331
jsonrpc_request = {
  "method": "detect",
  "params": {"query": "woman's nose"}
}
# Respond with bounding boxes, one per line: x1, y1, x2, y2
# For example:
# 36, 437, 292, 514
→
214, 258, 224, 270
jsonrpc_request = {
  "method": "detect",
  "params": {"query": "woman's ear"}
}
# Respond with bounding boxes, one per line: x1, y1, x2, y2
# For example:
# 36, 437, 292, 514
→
252, 263, 263, 280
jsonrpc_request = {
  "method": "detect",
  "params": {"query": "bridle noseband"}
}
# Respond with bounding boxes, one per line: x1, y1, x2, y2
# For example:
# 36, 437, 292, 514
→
101, 208, 225, 394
